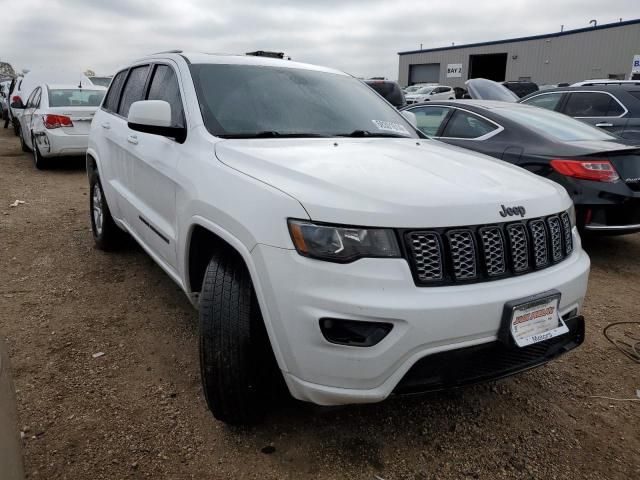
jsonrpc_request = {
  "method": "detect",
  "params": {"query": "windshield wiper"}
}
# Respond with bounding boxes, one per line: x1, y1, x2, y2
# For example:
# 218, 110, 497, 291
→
220, 131, 330, 139
334, 130, 410, 138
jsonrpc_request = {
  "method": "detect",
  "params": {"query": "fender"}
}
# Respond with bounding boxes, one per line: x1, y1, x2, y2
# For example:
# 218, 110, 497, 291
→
184, 215, 290, 374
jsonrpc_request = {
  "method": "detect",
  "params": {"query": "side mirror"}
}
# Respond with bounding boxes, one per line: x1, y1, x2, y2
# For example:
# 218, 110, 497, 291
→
10, 99, 24, 109
127, 100, 186, 142
401, 110, 417, 128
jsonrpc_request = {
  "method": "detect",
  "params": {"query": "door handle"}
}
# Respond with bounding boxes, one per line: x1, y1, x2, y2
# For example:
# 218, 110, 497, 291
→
127, 135, 138, 145
101, 122, 110, 129
595, 123, 613, 127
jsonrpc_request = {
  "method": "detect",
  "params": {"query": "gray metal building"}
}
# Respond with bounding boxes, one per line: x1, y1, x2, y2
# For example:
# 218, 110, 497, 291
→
398, 19, 640, 88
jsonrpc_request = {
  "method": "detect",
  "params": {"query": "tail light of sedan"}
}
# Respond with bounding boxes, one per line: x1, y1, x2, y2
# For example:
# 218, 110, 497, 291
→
550, 159, 620, 183
43, 114, 74, 129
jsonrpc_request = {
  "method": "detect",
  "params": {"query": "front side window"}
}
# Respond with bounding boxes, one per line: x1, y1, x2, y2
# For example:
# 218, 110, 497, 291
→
522, 92, 563, 111
48, 89, 105, 107
118, 65, 150, 118
147, 65, 185, 128
190, 64, 418, 138
409, 106, 451, 136
441, 110, 499, 139
564, 92, 623, 117
103, 70, 127, 113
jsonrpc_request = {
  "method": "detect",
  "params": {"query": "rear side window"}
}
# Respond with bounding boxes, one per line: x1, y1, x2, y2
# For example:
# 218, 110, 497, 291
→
564, 92, 624, 117
522, 92, 563, 111
442, 110, 498, 139
146, 65, 185, 128
410, 106, 451, 136
117, 65, 150, 118
49, 89, 105, 107
103, 70, 127, 113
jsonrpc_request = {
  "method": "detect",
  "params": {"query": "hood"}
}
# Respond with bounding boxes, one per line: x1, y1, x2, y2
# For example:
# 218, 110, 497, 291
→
215, 138, 571, 227
466, 78, 518, 102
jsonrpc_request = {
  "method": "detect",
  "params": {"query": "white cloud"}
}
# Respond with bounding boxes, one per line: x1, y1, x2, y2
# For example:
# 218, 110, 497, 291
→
1, 0, 638, 80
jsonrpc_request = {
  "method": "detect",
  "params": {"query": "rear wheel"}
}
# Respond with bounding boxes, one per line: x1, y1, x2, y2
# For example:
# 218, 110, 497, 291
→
199, 253, 283, 424
31, 135, 48, 170
89, 173, 126, 250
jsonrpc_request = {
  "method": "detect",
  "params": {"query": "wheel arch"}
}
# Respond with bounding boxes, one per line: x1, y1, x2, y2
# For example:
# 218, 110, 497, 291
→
184, 216, 289, 372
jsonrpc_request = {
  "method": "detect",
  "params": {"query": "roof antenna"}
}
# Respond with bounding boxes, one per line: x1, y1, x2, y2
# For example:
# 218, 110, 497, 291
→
560, 24, 564, 32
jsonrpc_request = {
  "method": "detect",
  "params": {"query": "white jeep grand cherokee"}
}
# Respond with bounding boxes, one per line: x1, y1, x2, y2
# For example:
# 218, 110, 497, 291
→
87, 51, 590, 424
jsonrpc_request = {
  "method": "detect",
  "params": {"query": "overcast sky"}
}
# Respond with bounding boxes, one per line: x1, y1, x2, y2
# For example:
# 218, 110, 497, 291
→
2, 0, 638, 80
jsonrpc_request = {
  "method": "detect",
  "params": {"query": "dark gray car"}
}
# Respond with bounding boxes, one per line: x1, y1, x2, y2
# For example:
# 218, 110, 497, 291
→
519, 83, 640, 141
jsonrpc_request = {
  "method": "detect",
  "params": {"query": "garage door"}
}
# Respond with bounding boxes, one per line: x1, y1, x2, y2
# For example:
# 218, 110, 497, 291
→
409, 63, 440, 84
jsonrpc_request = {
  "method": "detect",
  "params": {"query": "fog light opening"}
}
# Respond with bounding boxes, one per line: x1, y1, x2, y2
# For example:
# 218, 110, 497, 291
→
319, 318, 393, 347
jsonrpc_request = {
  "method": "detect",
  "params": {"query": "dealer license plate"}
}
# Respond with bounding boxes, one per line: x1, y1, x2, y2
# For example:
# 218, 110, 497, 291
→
509, 294, 568, 347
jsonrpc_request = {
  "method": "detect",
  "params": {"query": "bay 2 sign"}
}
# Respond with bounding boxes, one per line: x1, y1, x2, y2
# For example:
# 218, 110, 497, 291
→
447, 64, 463, 78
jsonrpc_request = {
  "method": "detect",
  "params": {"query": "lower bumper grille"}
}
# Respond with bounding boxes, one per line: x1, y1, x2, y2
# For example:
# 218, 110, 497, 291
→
393, 315, 584, 395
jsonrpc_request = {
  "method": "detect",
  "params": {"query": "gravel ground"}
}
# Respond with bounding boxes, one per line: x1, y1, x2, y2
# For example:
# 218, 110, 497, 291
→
0, 125, 639, 480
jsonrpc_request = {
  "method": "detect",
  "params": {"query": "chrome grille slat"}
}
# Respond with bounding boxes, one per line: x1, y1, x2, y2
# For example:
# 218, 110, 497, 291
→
547, 216, 563, 262
506, 223, 529, 273
405, 211, 573, 286
529, 220, 549, 268
407, 232, 443, 282
560, 212, 573, 255
447, 230, 477, 280
480, 227, 506, 276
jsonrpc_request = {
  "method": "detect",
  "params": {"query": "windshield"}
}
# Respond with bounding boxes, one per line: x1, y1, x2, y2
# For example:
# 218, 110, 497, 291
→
495, 106, 616, 141
415, 86, 435, 94
405, 86, 420, 93
48, 89, 105, 107
190, 64, 417, 138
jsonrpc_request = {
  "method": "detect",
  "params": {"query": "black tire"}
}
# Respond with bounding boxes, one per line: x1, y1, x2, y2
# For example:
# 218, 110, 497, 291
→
199, 253, 283, 424
19, 126, 29, 152
89, 173, 126, 250
31, 135, 48, 170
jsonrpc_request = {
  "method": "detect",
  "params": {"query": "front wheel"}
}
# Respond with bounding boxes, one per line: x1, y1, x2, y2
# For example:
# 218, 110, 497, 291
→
199, 254, 283, 424
89, 174, 126, 250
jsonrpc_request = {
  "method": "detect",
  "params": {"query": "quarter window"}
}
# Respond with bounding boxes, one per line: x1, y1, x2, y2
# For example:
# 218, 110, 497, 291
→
25, 88, 39, 108
410, 106, 451, 136
564, 92, 624, 117
146, 65, 185, 128
442, 110, 499, 139
103, 70, 127, 113
522, 92, 563, 111
117, 65, 150, 118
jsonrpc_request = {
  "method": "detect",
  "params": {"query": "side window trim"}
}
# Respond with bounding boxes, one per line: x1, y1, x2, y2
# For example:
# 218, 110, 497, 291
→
116, 64, 152, 119
565, 91, 628, 119
146, 61, 188, 130
438, 107, 504, 141
522, 91, 566, 112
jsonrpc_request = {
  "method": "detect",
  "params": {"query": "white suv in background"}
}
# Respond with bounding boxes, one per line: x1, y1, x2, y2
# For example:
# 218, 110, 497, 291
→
405, 84, 455, 104
87, 51, 590, 424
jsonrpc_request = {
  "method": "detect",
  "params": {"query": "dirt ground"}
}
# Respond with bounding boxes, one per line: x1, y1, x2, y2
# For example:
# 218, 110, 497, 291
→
0, 125, 639, 480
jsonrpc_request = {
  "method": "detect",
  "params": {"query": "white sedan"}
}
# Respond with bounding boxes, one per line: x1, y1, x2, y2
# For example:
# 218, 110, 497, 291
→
17, 83, 106, 169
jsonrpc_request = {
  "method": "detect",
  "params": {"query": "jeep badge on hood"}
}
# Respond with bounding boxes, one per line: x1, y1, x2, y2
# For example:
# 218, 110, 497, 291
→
500, 204, 526, 218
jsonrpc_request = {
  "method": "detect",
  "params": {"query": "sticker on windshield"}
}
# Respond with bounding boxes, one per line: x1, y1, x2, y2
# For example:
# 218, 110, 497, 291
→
371, 120, 410, 135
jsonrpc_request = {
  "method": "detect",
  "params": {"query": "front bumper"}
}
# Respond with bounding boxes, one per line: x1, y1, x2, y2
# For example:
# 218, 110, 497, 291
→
252, 233, 590, 406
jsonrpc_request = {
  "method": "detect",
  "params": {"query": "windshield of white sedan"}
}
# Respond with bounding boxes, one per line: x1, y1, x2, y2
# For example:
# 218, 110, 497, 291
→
190, 64, 418, 138
48, 89, 105, 107
496, 106, 615, 142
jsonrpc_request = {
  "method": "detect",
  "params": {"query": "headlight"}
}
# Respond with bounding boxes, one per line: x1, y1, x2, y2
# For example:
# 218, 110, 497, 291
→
288, 220, 401, 262
568, 205, 576, 228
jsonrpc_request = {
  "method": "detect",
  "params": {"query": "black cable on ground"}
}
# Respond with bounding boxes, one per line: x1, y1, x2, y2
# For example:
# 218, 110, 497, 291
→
603, 321, 640, 364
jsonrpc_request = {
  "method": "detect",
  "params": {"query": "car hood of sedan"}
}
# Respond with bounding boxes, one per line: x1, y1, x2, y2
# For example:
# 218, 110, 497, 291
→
215, 138, 571, 227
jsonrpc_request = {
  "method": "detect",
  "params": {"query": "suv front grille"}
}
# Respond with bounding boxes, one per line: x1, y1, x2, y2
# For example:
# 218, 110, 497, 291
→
405, 211, 573, 286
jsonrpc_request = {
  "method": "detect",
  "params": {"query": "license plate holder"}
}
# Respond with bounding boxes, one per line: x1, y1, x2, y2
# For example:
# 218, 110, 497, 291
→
499, 290, 569, 348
